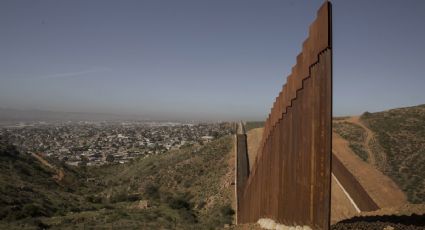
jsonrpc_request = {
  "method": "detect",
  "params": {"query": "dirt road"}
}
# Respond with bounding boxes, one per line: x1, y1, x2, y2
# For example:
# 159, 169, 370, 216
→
345, 116, 388, 171
31, 153, 64, 181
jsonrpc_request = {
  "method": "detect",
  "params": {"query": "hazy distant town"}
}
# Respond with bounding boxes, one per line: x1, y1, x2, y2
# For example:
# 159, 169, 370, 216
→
0, 121, 234, 166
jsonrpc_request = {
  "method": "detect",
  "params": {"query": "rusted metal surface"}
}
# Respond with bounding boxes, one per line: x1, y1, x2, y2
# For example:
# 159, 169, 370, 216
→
238, 2, 332, 229
236, 122, 250, 221
332, 153, 379, 212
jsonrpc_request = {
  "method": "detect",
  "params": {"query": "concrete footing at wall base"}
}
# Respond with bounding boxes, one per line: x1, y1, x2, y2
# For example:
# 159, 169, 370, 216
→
257, 219, 312, 230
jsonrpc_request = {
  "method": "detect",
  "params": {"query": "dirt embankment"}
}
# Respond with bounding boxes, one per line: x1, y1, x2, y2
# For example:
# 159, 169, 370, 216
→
246, 128, 263, 171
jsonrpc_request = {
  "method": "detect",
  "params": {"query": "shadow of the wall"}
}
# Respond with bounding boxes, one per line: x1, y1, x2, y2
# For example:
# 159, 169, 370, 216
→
332, 213, 425, 229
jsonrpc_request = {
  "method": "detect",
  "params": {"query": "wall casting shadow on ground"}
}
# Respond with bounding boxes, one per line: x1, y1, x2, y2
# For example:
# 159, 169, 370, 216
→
336, 213, 425, 227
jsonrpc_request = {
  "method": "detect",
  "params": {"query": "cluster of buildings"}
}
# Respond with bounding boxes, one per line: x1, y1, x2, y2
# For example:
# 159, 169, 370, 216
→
0, 121, 233, 166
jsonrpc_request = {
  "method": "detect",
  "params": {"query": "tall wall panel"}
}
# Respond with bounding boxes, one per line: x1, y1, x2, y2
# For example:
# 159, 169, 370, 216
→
238, 2, 332, 229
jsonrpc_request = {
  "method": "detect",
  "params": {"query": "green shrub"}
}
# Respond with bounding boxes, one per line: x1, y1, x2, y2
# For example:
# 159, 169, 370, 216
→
144, 184, 160, 200
168, 196, 191, 210
85, 195, 102, 204
220, 205, 235, 216
22, 204, 43, 217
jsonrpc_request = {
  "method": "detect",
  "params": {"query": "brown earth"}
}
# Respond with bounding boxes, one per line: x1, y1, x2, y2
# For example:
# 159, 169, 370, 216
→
246, 128, 263, 171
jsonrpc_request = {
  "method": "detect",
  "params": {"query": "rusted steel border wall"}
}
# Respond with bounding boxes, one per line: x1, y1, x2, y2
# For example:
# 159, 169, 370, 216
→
238, 2, 332, 229
236, 122, 250, 223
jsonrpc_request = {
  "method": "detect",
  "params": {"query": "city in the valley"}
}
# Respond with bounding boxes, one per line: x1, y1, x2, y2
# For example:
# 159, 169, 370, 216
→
0, 121, 233, 166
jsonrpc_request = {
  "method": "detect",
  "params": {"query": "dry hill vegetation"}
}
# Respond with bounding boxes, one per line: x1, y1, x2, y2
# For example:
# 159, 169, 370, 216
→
0, 136, 235, 229
334, 104, 425, 204
0, 141, 90, 225
361, 104, 425, 204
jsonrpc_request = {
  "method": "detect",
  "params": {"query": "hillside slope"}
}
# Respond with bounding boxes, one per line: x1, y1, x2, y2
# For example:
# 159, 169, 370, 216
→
360, 104, 425, 203
0, 136, 235, 229
0, 140, 93, 227
334, 104, 425, 204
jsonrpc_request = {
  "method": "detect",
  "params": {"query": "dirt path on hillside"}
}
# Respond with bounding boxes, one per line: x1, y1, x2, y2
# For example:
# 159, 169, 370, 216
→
31, 153, 64, 181
346, 116, 376, 165
345, 116, 388, 171
332, 132, 407, 209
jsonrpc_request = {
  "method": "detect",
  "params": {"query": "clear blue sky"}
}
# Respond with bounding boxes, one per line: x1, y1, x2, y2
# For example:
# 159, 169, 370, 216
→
1, 0, 424, 121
